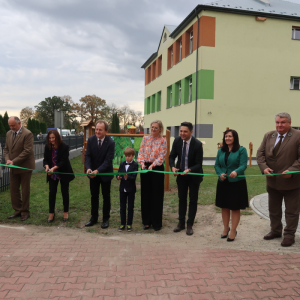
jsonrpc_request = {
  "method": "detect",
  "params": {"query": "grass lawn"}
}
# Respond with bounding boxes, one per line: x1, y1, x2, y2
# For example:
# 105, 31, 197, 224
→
0, 156, 267, 230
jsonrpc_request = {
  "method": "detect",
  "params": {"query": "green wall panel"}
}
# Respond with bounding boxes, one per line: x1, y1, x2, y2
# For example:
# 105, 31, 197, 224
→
197, 69, 214, 99
172, 83, 179, 106
167, 86, 171, 108
151, 95, 155, 113
181, 77, 189, 104
192, 73, 197, 101
156, 91, 161, 111
147, 97, 150, 114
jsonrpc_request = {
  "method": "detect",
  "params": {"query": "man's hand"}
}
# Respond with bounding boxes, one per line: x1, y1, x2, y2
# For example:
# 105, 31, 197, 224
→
89, 170, 98, 178
220, 173, 227, 181
172, 167, 179, 176
123, 174, 128, 179
282, 170, 292, 179
6, 160, 13, 165
181, 169, 191, 175
229, 171, 237, 178
264, 168, 274, 176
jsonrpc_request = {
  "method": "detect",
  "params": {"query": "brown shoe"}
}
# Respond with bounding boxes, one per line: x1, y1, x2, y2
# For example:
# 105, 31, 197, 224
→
7, 214, 20, 219
263, 232, 282, 240
174, 223, 185, 232
281, 238, 295, 247
186, 225, 193, 236
20, 215, 30, 221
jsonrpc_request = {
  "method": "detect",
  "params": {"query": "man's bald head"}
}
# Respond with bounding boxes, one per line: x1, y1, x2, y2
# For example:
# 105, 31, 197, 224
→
8, 116, 21, 132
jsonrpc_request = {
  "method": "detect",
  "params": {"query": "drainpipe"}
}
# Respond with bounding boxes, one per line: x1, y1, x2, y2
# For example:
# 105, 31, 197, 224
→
194, 9, 199, 138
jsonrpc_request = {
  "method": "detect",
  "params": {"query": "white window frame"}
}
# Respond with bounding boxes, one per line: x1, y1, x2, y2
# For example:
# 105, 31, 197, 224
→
179, 40, 182, 61
178, 83, 181, 105
189, 77, 192, 102
292, 28, 300, 40
291, 77, 300, 90
190, 31, 193, 54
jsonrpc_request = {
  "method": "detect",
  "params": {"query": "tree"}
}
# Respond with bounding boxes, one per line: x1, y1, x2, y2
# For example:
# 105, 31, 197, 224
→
0, 119, 6, 137
40, 122, 47, 133
35, 96, 76, 128
3, 111, 9, 132
35, 119, 41, 134
20, 107, 35, 127
27, 118, 33, 133
111, 113, 120, 133
73, 95, 106, 123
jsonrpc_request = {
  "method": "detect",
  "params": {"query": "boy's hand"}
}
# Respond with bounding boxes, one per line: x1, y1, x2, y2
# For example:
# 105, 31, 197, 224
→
117, 176, 122, 180
124, 174, 128, 179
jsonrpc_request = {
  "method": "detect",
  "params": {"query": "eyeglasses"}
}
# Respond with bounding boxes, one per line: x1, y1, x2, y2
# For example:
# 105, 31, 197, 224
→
151, 126, 159, 130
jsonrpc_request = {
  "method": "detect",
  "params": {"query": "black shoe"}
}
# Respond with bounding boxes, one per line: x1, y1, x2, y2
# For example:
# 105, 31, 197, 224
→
101, 220, 109, 229
221, 227, 230, 239
143, 225, 150, 230
154, 227, 161, 231
186, 225, 193, 236
174, 223, 185, 232
227, 231, 237, 242
85, 219, 97, 227
47, 214, 55, 223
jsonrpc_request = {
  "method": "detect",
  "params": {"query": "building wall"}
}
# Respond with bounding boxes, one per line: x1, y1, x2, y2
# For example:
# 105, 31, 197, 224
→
143, 10, 300, 158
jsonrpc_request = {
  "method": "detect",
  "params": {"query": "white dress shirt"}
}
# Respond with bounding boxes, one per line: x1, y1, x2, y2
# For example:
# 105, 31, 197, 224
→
181, 137, 191, 171
273, 132, 287, 149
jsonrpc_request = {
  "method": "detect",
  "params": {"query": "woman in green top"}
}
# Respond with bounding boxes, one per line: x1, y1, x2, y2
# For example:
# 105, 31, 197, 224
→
214, 129, 249, 242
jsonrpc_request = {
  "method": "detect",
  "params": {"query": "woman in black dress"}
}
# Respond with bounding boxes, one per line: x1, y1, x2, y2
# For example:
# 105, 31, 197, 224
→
43, 129, 75, 223
214, 129, 248, 242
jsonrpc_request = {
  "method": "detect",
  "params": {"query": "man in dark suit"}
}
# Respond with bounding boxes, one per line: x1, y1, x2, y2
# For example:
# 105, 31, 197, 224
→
169, 122, 203, 235
85, 120, 115, 228
116, 147, 138, 231
4, 116, 35, 221
257, 112, 300, 247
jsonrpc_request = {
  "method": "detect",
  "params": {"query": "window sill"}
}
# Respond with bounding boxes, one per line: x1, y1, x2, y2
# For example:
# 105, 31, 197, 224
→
290, 88, 300, 90
292, 38, 300, 41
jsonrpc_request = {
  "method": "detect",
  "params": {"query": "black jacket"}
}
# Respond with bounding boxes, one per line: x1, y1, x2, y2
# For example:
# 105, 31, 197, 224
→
116, 160, 138, 193
43, 142, 75, 183
85, 135, 115, 182
169, 136, 203, 184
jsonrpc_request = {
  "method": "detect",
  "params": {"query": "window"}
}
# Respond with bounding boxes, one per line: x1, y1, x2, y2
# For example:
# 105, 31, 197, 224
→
170, 88, 173, 107
168, 45, 173, 69
190, 31, 193, 54
291, 77, 300, 90
178, 83, 181, 105
163, 32, 167, 42
179, 40, 182, 61
170, 48, 173, 67
174, 126, 180, 137
157, 55, 162, 77
292, 27, 300, 40
189, 77, 192, 102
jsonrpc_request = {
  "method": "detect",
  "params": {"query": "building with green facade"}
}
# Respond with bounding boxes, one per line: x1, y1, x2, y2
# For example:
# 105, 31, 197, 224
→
141, 0, 300, 158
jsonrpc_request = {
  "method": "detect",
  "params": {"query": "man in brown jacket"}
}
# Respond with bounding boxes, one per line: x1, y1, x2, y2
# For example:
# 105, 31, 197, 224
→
4, 116, 35, 221
257, 112, 300, 247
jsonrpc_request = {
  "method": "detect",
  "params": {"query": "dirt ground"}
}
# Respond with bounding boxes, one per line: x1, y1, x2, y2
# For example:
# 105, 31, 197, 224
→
2, 205, 300, 255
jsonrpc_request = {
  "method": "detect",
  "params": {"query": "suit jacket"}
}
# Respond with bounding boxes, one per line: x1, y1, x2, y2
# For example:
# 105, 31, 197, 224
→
169, 136, 203, 184
4, 127, 35, 174
85, 135, 115, 182
257, 128, 300, 190
214, 147, 248, 182
116, 160, 138, 193
43, 142, 75, 183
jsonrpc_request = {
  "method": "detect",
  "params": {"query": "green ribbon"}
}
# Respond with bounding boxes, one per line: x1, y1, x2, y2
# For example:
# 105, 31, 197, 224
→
1, 163, 299, 177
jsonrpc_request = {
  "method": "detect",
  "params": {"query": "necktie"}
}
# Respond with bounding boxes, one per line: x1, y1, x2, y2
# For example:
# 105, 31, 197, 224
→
13, 132, 17, 142
181, 141, 187, 171
273, 135, 284, 156
98, 139, 102, 150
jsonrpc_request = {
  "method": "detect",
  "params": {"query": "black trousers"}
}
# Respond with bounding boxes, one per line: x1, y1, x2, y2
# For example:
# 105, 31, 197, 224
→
177, 175, 200, 226
48, 177, 70, 213
140, 163, 164, 229
120, 191, 135, 225
89, 176, 111, 222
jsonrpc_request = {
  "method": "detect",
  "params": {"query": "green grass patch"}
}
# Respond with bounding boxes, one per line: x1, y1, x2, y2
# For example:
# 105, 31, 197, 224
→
0, 158, 265, 229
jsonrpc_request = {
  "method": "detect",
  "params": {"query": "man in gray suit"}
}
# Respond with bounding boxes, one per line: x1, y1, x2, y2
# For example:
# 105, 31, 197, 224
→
257, 112, 300, 247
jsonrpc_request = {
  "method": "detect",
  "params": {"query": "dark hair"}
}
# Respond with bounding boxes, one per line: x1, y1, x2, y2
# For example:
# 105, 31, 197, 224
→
180, 122, 193, 131
124, 147, 135, 156
95, 120, 109, 131
221, 129, 240, 152
47, 129, 62, 149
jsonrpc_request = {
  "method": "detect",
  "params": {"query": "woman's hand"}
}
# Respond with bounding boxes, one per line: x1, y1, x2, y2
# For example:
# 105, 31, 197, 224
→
220, 173, 227, 181
44, 165, 49, 172
148, 164, 154, 171
141, 163, 146, 170
229, 171, 237, 178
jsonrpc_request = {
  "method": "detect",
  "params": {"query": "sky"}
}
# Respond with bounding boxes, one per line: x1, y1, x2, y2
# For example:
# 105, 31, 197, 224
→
1, 0, 300, 118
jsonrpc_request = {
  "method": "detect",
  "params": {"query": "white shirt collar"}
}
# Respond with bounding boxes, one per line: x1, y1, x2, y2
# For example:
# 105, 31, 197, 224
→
182, 137, 192, 144
277, 132, 288, 138
97, 136, 105, 143
15, 125, 22, 135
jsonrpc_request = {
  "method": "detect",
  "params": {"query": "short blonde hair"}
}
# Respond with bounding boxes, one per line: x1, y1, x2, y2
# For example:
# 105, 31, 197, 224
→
124, 147, 135, 156
150, 120, 164, 137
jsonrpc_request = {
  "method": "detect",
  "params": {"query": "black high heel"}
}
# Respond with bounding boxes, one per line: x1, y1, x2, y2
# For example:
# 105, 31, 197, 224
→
221, 227, 230, 239
227, 230, 237, 242
47, 214, 55, 223
63, 212, 69, 222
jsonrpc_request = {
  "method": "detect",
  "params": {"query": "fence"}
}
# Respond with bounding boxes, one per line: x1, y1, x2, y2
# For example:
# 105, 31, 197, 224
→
0, 135, 84, 193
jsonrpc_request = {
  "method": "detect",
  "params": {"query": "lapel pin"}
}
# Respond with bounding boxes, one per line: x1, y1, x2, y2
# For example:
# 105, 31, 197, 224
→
288, 133, 292, 137
271, 134, 275, 138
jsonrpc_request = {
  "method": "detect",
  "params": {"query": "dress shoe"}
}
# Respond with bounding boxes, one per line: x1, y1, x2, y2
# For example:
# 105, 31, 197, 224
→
186, 225, 193, 236
101, 220, 109, 229
7, 214, 20, 219
174, 223, 185, 232
154, 227, 161, 231
47, 214, 55, 223
227, 230, 237, 242
85, 219, 97, 227
221, 227, 230, 239
21, 215, 30, 221
143, 225, 150, 230
281, 238, 295, 247
263, 232, 282, 240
